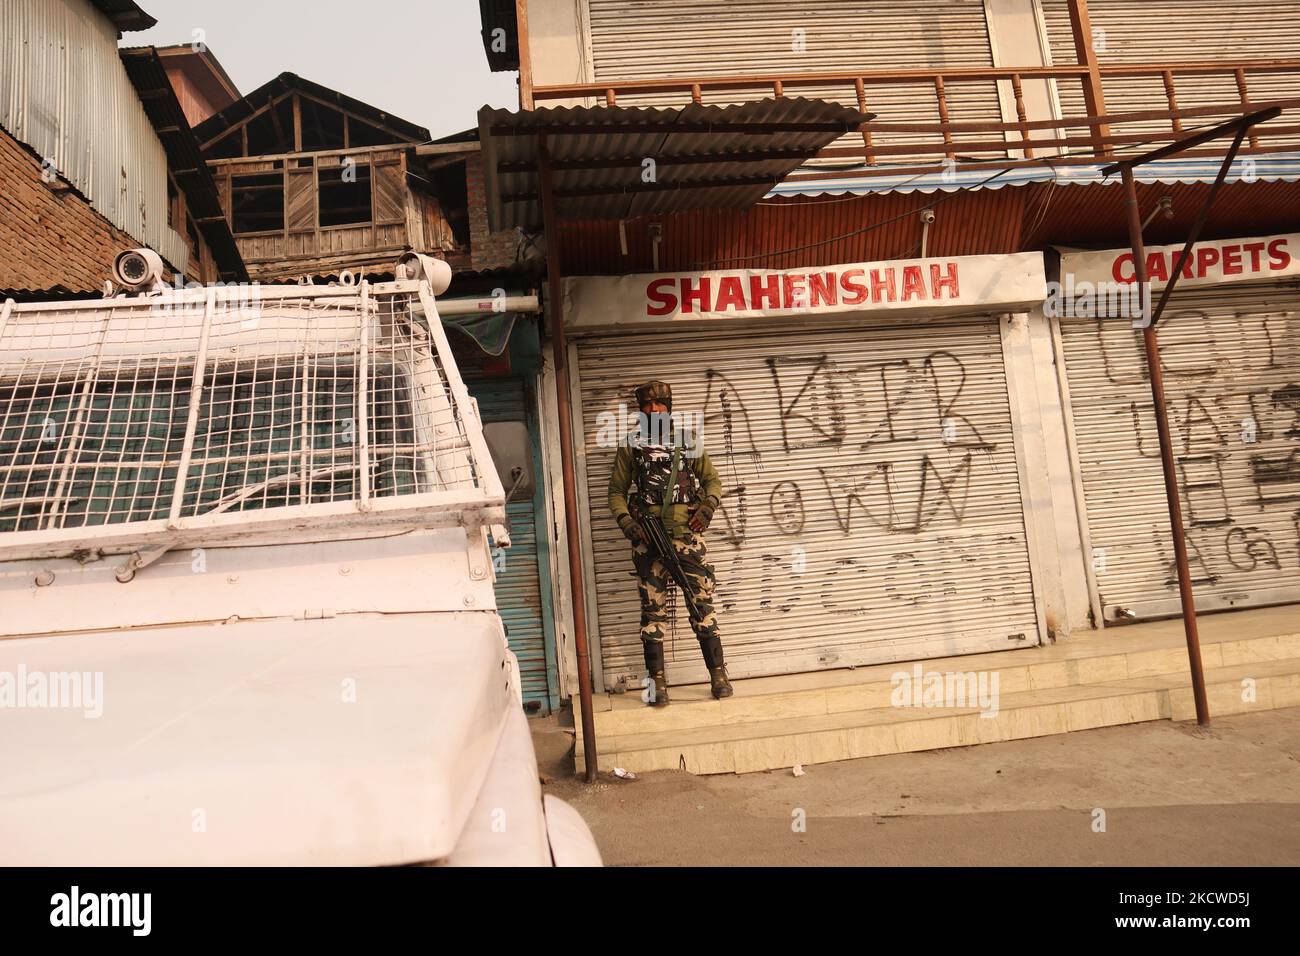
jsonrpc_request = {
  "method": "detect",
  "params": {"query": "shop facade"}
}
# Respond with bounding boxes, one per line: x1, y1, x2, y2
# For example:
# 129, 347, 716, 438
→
1054, 232, 1300, 623
555, 251, 1069, 690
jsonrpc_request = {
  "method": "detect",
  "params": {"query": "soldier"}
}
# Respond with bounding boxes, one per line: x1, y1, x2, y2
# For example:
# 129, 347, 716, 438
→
607, 380, 733, 707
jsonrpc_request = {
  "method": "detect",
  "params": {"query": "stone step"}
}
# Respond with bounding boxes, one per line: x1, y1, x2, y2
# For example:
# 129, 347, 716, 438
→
590, 628, 1300, 739
577, 657, 1300, 775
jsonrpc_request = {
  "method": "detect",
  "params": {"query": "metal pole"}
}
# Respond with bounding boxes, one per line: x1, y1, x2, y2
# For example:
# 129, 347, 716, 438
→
1118, 166, 1210, 725
538, 133, 600, 781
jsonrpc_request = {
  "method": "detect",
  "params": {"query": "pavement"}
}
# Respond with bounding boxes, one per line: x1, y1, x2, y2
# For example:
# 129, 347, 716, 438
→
532, 705, 1300, 866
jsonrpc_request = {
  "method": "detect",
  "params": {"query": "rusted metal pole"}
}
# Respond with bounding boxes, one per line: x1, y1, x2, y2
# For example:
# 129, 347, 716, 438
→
537, 133, 600, 780
1118, 165, 1210, 725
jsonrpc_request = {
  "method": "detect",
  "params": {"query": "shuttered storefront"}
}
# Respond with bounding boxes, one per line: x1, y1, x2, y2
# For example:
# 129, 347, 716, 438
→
466, 375, 554, 710
573, 317, 1042, 689
1040, 0, 1300, 142
1058, 284, 1300, 621
584, 0, 1004, 160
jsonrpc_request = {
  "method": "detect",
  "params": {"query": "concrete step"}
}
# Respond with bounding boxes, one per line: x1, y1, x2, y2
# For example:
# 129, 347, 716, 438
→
575, 605, 1300, 775
590, 625, 1300, 739
578, 657, 1300, 775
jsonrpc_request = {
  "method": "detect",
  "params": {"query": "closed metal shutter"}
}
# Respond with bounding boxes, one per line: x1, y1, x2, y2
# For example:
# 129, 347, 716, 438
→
1040, 0, 1300, 143
1058, 284, 1300, 621
466, 375, 553, 709
585, 0, 1003, 159
573, 317, 1041, 689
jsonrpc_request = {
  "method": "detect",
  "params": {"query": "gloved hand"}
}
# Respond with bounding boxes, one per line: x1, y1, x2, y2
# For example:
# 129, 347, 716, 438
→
618, 514, 645, 544
688, 496, 719, 533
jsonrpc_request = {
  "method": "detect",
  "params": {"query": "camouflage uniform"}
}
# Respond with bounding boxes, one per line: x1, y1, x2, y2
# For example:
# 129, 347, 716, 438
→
608, 381, 731, 703
629, 531, 720, 646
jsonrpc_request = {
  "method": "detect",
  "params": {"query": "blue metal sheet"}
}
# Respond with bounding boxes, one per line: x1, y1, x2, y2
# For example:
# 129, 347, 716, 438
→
466, 375, 556, 712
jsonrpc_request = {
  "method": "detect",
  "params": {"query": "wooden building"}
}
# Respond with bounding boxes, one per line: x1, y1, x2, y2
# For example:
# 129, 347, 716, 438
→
192, 74, 489, 281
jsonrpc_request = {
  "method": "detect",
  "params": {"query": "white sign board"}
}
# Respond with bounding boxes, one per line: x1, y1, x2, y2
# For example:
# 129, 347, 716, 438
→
563, 252, 1046, 331
1058, 233, 1300, 290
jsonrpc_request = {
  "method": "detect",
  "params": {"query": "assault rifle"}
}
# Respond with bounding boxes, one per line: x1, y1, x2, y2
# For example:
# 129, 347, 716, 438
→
635, 510, 706, 622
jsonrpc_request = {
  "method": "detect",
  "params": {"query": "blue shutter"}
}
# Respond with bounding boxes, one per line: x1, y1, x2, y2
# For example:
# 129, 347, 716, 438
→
465, 375, 557, 712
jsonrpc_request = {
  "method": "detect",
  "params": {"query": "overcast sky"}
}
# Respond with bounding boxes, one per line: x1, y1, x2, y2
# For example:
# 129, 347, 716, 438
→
124, 0, 521, 139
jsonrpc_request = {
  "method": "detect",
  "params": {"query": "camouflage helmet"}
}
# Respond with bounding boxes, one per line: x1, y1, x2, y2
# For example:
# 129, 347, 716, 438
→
634, 380, 672, 412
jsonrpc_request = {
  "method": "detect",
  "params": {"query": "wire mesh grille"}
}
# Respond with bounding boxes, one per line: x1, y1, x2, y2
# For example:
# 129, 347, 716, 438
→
0, 286, 481, 534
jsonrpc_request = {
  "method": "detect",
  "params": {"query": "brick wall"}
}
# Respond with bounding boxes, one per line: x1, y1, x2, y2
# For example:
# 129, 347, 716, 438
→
465, 150, 521, 271
0, 125, 142, 292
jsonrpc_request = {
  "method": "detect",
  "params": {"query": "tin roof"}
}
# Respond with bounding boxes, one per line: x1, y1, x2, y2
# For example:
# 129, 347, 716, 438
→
771, 152, 1300, 197
119, 47, 249, 283
478, 98, 872, 231
89, 0, 155, 32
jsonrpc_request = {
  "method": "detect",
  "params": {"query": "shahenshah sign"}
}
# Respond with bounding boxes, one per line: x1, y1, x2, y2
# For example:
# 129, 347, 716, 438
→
563, 252, 1046, 330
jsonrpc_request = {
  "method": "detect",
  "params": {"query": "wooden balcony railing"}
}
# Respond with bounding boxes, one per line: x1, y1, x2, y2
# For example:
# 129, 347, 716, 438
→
529, 59, 1300, 181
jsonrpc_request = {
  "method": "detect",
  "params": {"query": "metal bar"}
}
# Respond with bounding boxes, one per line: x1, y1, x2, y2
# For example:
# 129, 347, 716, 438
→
856, 96, 1300, 135
784, 140, 1293, 182
1145, 128, 1252, 331
1101, 106, 1280, 174
0, 490, 508, 564
538, 132, 599, 783
42, 307, 117, 530
1068, 0, 1112, 155
167, 287, 217, 523
529, 57, 1300, 103
412, 287, 506, 503
1107, 108, 1272, 727
532, 64, 1096, 99
356, 280, 371, 510
814, 122, 1300, 159
1119, 164, 1210, 725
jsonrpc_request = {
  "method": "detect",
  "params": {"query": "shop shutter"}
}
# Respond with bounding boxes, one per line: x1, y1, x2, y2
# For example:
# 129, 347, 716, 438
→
573, 317, 1042, 689
1058, 284, 1300, 621
1039, 0, 1300, 144
466, 375, 554, 709
585, 0, 1003, 160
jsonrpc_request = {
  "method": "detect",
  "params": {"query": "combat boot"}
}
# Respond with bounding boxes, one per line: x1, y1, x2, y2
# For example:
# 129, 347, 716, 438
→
699, 636, 733, 699
643, 642, 669, 707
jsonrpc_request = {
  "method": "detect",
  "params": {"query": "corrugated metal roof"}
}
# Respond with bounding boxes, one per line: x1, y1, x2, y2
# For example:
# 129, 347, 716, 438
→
119, 47, 248, 283
477, 0, 519, 72
89, 0, 155, 32
548, 175, 1300, 276
478, 98, 871, 231
772, 152, 1300, 196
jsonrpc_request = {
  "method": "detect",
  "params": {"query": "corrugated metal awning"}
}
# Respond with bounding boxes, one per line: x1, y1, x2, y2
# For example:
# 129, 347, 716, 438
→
772, 152, 1300, 197
478, 98, 872, 231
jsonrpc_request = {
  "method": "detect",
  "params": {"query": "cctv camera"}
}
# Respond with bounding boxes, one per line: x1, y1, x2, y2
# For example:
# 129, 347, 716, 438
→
112, 248, 165, 289
919, 209, 936, 225
394, 252, 452, 295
